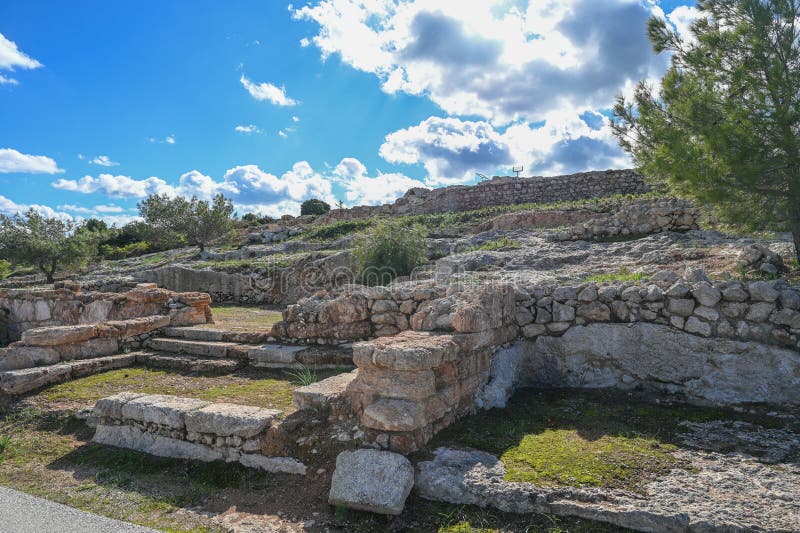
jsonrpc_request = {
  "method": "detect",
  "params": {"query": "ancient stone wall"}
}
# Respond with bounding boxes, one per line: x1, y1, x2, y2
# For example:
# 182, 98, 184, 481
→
317, 169, 651, 223
0, 285, 212, 343
275, 273, 800, 452
91, 392, 306, 475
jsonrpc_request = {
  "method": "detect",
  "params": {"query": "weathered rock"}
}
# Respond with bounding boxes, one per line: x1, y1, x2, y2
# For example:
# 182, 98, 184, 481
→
121, 394, 210, 429
184, 403, 280, 438
328, 449, 414, 515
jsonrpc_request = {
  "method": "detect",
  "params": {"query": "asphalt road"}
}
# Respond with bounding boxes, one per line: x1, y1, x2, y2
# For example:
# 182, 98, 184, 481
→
0, 486, 161, 533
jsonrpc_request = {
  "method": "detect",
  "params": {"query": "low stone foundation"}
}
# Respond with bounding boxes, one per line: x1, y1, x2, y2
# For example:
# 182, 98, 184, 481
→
91, 393, 306, 475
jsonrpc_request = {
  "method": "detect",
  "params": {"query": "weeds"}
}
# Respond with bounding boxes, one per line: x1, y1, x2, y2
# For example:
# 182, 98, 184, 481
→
583, 268, 648, 283
285, 364, 318, 387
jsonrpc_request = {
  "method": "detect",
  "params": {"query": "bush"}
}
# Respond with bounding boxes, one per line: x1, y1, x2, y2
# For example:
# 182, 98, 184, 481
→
99, 241, 152, 260
300, 198, 331, 216
0, 259, 10, 280
241, 213, 274, 226
352, 221, 427, 285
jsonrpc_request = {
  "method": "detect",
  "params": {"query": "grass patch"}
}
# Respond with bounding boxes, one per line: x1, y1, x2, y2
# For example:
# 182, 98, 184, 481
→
468, 237, 521, 252
583, 268, 649, 283
203, 305, 283, 332
300, 219, 374, 242
37, 367, 296, 412
433, 388, 785, 492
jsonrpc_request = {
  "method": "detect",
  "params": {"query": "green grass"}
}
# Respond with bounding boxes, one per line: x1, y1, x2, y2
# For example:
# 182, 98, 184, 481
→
468, 237, 521, 252
203, 305, 283, 332
583, 268, 649, 283
433, 388, 787, 492
37, 367, 296, 412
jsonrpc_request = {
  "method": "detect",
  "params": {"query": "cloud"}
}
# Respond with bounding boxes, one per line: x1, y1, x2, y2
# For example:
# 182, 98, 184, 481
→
667, 5, 701, 42
379, 116, 514, 185
90, 155, 119, 167
292, 116, 300, 122
278, 130, 289, 138
52, 174, 175, 198
332, 157, 427, 205
147, 135, 176, 145
0, 148, 64, 174
294, 0, 669, 125
0, 195, 71, 219
240, 74, 298, 106
235, 124, 262, 134
94, 204, 124, 213
0, 33, 42, 85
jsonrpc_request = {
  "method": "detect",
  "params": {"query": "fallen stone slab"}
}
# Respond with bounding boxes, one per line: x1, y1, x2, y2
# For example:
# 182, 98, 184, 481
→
136, 353, 243, 373
248, 344, 307, 366
328, 449, 414, 515
238, 454, 307, 475
94, 392, 148, 420
184, 403, 281, 438
0, 345, 60, 371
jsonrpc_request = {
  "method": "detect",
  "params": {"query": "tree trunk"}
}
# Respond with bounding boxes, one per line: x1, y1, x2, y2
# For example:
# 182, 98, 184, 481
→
793, 229, 800, 265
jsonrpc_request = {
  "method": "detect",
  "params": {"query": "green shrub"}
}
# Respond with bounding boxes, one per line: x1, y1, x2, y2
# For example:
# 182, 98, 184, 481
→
99, 241, 152, 260
300, 198, 331, 216
301, 219, 373, 242
352, 221, 427, 285
0, 259, 10, 280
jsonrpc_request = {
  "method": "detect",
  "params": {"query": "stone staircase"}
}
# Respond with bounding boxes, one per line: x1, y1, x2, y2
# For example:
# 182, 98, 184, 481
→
0, 316, 169, 396
138, 326, 353, 373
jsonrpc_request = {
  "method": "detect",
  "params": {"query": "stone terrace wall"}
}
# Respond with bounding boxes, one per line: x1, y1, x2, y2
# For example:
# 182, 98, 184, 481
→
276, 274, 800, 452
0, 285, 212, 344
317, 169, 651, 223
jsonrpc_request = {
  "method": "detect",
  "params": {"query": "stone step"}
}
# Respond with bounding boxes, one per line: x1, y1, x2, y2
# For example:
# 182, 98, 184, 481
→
136, 352, 244, 374
145, 338, 245, 358
162, 326, 271, 344
293, 370, 358, 411
0, 353, 138, 395
248, 344, 354, 369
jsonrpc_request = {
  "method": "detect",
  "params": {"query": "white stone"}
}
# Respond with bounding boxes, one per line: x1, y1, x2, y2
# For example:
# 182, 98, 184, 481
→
328, 449, 414, 515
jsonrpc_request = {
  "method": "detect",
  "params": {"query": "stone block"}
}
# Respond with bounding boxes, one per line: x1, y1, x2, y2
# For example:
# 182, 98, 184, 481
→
121, 394, 210, 429
94, 392, 147, 420
238, 454, 306, 475
361, 398, 426, 432
184, 403, 280, 438
328, 449, 414, 515
21, 324, 97, 346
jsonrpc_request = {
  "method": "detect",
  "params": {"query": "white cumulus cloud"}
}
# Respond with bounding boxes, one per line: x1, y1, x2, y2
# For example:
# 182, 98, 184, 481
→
90, 155, 119, 167
332, 157, 427, 205
240, 74, 298, 106
0, 33, 42, 85
0, 148, 64, 174
52, 174, 175, 198
235, 124, 262, 134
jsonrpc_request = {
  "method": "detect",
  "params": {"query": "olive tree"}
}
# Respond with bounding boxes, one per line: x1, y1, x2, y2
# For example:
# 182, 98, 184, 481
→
138, 193, 235, 252
0, 210, 98, 283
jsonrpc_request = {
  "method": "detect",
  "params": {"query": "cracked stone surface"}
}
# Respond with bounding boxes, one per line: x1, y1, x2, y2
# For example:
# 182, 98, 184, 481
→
416, 418, 800, 532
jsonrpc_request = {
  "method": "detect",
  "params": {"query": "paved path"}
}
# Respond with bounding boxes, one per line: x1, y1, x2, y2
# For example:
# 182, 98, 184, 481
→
0, 486, 161, 533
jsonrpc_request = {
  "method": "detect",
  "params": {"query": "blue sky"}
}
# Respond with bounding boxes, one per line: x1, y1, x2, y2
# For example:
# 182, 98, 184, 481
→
0, 0, 695, 224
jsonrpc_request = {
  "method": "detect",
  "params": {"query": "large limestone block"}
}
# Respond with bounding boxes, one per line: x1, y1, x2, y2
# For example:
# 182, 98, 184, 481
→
21, 324, 97, 346
184, 403, 280, 438
353, 331, 459, 371
99, 315, 171, 338
55, 337, 120, 361
0, 364, 71, 394
328, 449, 414, 515
361, 398, 426, 432
67, 353, 137, 378
293, 370, 357, 411
121, 394, 210, 429
0, 345, 60, 371
93, 424, 225, 462
94, 392, 148, 420
530, 323, 800, 405
248, 344, 306, 366
350, 367, 436, 400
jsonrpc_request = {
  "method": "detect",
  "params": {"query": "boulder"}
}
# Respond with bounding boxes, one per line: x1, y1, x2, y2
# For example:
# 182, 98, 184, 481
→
328, 449, 414, 515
